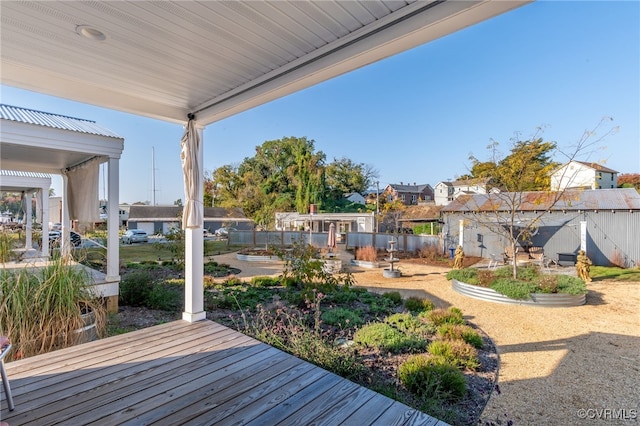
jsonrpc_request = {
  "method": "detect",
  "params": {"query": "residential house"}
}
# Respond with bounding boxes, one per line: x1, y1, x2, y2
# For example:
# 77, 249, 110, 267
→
434, 178, 493, 206
344, 192, 366, 205
127, 205, 253, 235
551, 161, 618, 191
440, 188, 640, 266
382, 182, 434, 205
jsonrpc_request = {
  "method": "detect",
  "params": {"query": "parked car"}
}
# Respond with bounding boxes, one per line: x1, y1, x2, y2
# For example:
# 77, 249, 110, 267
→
122, 229, 149, 244
49, 230, 82, 247
214, 227, 237, 238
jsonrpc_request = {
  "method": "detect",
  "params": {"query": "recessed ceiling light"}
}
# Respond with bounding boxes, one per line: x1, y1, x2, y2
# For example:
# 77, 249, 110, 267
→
76, 25, 106, 41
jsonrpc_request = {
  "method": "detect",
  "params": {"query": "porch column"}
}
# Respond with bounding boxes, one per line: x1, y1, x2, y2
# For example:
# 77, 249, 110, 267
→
60, 174, 71, 258
24, 191, 33, 251
38, 187, 49, 256
458, 219, 464, 247
106, 157, 120, 281
580, 220, 587, 252
183, 124, 206, 323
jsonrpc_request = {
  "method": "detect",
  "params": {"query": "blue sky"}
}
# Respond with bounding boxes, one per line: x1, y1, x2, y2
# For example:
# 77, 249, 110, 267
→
2, 1, 638, 205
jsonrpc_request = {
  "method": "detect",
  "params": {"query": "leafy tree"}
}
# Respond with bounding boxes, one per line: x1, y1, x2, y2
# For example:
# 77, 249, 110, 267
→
468, 138, 559, 190
380, 199, 406, 233
205, 137, 375, 227
618, 173, 640, 191
325, 157, 378, 199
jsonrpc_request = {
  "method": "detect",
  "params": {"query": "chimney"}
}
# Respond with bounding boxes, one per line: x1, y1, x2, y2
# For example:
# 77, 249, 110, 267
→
400, 181, 403, 185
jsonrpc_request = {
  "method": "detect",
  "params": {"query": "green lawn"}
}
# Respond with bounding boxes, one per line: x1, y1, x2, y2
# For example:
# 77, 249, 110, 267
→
78, 240, 241, 264
591, 266, 640, 282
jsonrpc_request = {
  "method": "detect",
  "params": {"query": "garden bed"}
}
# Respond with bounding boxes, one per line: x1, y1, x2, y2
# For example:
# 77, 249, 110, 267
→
451, 279, 586, 306
350, 259, 381, 268
236, 248, 280, 262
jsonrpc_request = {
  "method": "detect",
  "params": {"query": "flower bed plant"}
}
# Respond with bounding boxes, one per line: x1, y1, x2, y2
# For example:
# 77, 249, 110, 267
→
446, 266, 586, 300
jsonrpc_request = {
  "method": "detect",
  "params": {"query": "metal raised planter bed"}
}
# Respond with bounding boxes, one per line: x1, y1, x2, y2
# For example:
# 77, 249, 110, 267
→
235, 253, 279, 262
451, 279, 586, 307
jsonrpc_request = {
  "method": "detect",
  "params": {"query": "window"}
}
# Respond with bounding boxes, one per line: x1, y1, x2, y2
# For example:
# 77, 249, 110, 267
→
401, 194, 406, 202
411, 195, 417, 203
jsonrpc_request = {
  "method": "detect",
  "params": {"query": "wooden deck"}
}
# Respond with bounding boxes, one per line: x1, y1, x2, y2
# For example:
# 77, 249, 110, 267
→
1, 320, 446, 425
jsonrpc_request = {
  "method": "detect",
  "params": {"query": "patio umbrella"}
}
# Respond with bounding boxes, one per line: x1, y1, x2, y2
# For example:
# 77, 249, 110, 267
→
180, 117, 202, 229
327, 222, 336, 251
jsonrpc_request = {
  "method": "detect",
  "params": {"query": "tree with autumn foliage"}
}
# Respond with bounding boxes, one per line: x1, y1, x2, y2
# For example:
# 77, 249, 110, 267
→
618, 173, 640, 191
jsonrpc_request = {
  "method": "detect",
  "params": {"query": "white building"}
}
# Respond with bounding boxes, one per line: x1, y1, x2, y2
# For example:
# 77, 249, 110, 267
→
551, 161, 618, 191
434, 178, 493, 206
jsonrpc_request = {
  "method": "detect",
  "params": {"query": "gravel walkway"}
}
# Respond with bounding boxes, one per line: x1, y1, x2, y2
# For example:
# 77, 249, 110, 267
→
212, 251, 640, 425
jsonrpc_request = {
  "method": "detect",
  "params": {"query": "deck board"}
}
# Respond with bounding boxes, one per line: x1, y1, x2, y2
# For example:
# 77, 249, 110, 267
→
1, 320, 446, 425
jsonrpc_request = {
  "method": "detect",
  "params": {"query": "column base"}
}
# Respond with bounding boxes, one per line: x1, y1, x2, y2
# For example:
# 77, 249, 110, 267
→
182, 311, 207, 323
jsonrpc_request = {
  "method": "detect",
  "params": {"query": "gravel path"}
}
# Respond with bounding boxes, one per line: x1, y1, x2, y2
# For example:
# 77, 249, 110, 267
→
212, 251, 640, 425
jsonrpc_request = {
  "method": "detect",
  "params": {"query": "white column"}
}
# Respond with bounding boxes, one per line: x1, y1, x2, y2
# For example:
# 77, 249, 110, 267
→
458, 219, 464, 247
580, 220, 587, 252
106, 157, 120, 281
60, 174, 71, 258
183, 125, 206, 323
25, 192, 33, 251
39, 187, 50, 256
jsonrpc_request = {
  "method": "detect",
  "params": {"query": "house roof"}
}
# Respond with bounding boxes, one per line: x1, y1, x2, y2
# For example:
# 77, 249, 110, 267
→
387, 183, 433, 192
450, 177, 492, 187
0, 104, 122, 139
128, 205, 250, 221
572, 161, 618, 174
0, 1, 529, 126
441, 188, 640, 212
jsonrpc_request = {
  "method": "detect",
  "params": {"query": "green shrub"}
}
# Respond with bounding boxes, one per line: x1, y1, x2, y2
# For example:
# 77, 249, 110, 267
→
147, 284, 183, 311
490, 278, 537, 300
404, 296, 435, 313
556, 275, 587, 294
382, 291, 403, 305
250, 276, 281, 287
398, 354, 467, 400
517, 265, 540, 281
426, 307, 464, 326
438, 324, 483, 349
384, 313, 431, 335
428, 340, 480, 370
119, 270, 154, 306
354, 323, 427, 353
446, 268, 479, 284
321, 307, 363, 328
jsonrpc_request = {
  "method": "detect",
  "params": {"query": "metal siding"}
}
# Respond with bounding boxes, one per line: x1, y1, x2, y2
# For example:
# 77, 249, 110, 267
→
443, 210, 640, 267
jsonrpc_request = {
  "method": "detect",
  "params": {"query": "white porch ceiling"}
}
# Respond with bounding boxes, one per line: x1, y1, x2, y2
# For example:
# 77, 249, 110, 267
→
1, 1, 529, 126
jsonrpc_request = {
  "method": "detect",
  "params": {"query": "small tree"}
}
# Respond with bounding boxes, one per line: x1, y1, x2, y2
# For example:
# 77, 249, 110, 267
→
463, 120, 617, 278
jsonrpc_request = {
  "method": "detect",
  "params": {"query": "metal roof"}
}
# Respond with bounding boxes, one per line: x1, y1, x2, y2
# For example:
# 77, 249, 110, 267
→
0, 104, 122, 139
0, 169, 52, 179
441, 188, 640, 212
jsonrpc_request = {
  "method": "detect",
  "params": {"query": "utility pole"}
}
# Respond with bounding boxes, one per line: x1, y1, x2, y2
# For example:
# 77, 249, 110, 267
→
376, 181, 380, 232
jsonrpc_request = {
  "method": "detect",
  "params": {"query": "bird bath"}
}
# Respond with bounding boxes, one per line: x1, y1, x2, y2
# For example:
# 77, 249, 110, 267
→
383, 239, 401, 278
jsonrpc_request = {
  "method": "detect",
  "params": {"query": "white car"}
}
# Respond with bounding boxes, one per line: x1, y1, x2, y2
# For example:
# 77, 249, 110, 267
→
214, 227, 237, 238
122, 229, 149, 244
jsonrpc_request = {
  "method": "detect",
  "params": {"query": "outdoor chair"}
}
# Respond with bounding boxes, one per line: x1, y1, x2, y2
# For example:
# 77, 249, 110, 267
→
0, 340, 15, 411
488, 253, 504, 270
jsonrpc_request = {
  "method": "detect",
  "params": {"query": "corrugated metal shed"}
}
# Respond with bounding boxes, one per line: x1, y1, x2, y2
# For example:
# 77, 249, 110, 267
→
0, 104, 122, 139
441, 188, 640, 266
442, 188, 640, 212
